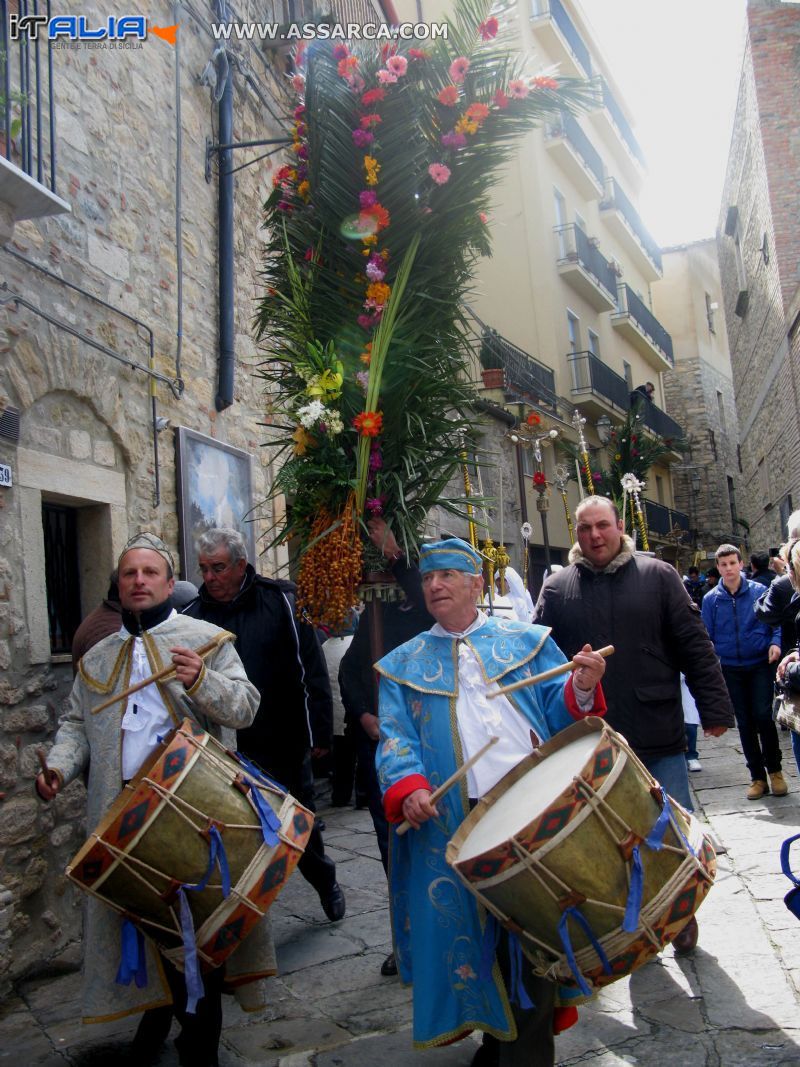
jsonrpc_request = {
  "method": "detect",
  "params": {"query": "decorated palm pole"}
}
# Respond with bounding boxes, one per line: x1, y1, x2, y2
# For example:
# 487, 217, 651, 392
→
255, 2, 595, 629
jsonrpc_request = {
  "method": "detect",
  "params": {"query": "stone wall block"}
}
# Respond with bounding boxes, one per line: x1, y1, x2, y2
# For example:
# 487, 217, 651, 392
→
0, 743, 18, 787
1, 705, 50, 733
0, 797, 39, 846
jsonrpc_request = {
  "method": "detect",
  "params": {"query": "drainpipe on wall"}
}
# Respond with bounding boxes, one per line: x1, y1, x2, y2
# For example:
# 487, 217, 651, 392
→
216, 67, 234, 412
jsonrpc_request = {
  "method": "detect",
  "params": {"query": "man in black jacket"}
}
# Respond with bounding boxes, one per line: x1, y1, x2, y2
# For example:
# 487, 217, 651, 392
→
183, 527, 345, 922
534, 496, 734, 957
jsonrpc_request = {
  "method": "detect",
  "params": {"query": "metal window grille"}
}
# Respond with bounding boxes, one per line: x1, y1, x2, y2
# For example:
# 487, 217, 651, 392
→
42, 502, 81, 654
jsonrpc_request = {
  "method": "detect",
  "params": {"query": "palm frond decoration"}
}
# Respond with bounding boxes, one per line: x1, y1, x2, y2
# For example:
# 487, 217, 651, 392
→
558, 399, 686, 538
255, 0, 597, 627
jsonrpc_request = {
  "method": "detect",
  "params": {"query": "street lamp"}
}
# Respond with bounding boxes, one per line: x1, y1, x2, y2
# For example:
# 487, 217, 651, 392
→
596, 414, 612, 445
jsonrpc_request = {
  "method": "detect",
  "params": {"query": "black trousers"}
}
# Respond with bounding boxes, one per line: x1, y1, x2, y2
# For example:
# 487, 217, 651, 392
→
480, 929, 556, 1067
134, 957, 224, 1067
355, 726, 389, 874
263, 751, 337, 895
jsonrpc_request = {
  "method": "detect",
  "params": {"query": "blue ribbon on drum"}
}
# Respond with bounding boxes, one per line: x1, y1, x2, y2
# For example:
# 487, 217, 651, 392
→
235, 752, 284, 849
478, 914, 534, 1010
557, 785, 697, 994
115, 825, 232, 1013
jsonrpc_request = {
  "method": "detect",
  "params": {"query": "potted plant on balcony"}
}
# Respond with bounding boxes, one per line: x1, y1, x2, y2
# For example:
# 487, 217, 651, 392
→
479, 329, 505, 390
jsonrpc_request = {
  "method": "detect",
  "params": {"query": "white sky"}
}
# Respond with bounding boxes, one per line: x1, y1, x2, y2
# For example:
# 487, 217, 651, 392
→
576, 0, 748, 247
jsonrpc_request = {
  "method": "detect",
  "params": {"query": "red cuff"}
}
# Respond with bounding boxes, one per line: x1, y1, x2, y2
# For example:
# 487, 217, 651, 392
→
564, 675, 607, 719
384, 774, 432, 823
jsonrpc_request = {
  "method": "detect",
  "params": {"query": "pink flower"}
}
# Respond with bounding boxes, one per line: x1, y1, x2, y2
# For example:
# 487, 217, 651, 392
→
386, 55, 408, 76
366, 497, 385, 515
493, 89, 509, 109
291, 73, 305, 92
356, 370, 370, 391
508, 79, 529, 99
478, 16, 499, 40
377, 69, 398, 85
352, 128, 374, 147
428, 163, 451, 185
347, 73, 366, 94
441, 130, 467, 148
449, 56, 470, 83
479, 211, 489, 224
333, 44, 349, 60
369, 445, 383, 472
408, 48, 428, 60
366, 260, 386, 281
360, 190, 378, 208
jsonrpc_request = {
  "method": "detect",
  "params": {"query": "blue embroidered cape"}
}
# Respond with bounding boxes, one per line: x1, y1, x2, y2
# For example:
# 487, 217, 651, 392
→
375, 616, 580, 1048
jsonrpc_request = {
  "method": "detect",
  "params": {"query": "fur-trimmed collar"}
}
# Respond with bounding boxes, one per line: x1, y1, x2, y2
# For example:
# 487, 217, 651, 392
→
568, 534, 637, 574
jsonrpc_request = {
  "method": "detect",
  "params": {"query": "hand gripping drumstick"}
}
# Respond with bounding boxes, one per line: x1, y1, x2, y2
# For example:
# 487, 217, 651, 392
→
90, 637, 222, 714
486, 645, 615, 700
395, 735, 499, 836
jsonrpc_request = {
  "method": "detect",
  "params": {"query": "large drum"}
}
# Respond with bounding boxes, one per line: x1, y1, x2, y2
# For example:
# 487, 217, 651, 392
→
67, 718, 313, 972
446, 717, 716, 995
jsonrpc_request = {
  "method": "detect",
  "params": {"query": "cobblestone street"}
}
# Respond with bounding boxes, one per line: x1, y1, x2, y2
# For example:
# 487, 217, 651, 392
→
3, 725, 800, 1065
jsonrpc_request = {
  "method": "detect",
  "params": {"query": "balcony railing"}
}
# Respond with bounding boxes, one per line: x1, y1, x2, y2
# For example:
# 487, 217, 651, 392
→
481, 329, 558, 409
597, 78, 645, 166
556, 223, 618, 301
602, 178, 662, 273
630, 394, 683, 443
533, 0, 592, 76
616, 283, 674, 366
547, 111, 605, 189
644, 499, 690, 538
569, 351, 684, 441
568, 350, 630, 410
0, 1, 58, 194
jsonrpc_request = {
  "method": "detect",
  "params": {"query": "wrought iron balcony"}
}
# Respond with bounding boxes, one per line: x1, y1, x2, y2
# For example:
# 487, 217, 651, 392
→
531, 0, 593, 77
464, 306, 557, 412
613, 284, 674, 369
644, 499, 690, 539
568, 350, 630, 413
596, 79, 645, 167
0, 3, 68, 229
568, 350, 684, 444
545, 110, 605, 198
556, 223, 618, 311
600, 177, 662, 279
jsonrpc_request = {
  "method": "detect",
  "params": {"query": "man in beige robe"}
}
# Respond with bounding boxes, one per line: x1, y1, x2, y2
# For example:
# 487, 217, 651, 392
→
36, 533, 268, 1067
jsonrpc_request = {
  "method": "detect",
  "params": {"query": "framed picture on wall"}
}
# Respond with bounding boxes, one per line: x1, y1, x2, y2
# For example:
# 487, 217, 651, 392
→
175, 427, 256, 585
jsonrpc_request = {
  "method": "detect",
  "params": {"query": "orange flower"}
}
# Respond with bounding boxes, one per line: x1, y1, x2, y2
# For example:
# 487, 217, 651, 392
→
337, 55, 358, 77
360, 342, 373, 365
360, 201, 390, 232
532, 75, 559, 90
292, 426, 316, 455
353, 410, 383, 436
438, 85, 459, 106
465, 102, 490, 123
366, 281, 391, 306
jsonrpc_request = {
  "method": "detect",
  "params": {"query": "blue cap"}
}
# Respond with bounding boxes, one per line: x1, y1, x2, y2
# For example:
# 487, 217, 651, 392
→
419, 537, 483, 576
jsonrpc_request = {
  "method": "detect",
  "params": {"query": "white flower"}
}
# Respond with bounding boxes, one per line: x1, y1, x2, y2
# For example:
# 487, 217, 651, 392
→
298, 400, 327, 427
620, 472, 644, 494
326, 411, 343, 435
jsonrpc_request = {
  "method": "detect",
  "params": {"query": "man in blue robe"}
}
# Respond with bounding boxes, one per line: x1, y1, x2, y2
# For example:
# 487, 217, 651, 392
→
375, 537, 607, 1065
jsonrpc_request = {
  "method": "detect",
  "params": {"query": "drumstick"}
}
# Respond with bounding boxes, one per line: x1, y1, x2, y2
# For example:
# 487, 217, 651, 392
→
486, 645, 615, 699
91, 638, 221, 714
396, 735, 499, 836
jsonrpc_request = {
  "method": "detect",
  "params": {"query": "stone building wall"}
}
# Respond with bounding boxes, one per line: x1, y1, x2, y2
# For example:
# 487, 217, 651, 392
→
654, 241, 742, 559
717, 1, 800, 549
0, 0, 292, 995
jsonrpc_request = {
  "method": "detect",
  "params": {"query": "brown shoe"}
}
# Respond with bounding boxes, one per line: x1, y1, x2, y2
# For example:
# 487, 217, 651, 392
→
747, 779, 769, 800
769, 771, 789, 797
672, 915, 698, 956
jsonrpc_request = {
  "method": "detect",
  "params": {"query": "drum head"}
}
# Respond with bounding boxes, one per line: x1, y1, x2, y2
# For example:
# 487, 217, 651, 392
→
456, 732, 599, 861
